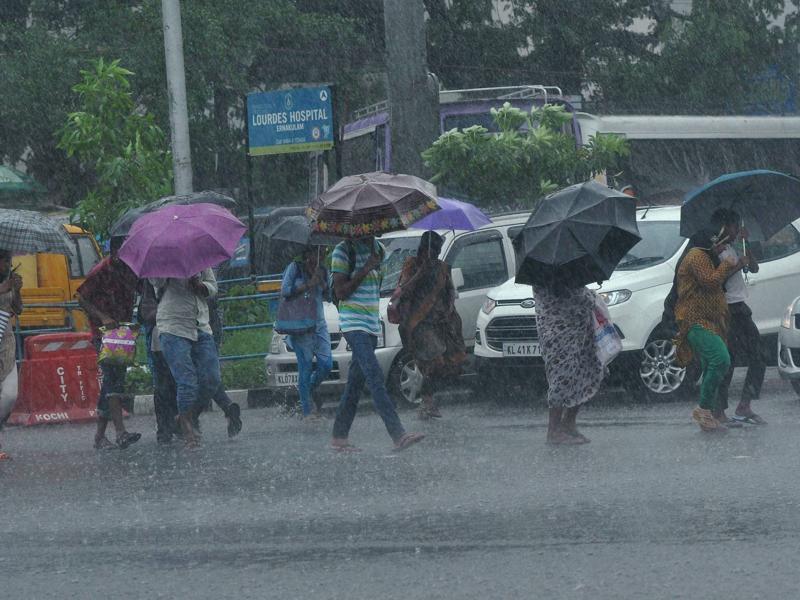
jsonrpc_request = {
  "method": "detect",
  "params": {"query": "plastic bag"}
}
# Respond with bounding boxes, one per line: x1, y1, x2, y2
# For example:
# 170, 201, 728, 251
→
593, 295, 622, 367
98, 323, 139, 366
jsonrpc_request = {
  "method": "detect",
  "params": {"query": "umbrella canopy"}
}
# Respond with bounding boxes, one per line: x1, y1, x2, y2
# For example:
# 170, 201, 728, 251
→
109, 190, 237, 238
119, 203, 246, 278
0, 166, 46, 196
514, 181, 641, 288
0, 209, 72, 254
680, 170, 800, 241
307, 171, 440, 238
411, 197, 491, 231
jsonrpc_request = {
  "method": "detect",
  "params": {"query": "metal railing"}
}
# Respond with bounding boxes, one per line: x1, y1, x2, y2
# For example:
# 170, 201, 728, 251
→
14, 280, 283, 365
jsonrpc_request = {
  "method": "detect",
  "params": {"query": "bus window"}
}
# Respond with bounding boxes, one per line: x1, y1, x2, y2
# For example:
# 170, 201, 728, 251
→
75, 235, 101, 277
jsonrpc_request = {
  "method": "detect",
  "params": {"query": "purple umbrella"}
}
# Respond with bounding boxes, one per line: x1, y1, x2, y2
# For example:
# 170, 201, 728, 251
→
119, 203, 246, 278
411, 197, 491, 231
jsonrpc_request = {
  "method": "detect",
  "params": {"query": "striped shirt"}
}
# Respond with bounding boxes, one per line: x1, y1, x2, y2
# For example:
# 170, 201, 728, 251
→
330, 239, 384, 335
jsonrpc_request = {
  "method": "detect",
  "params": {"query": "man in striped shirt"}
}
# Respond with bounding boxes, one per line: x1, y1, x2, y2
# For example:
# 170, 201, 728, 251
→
330, 236, 424, 452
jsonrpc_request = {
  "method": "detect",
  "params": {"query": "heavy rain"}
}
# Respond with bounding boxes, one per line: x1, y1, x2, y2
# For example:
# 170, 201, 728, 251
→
3, 1, 800, 599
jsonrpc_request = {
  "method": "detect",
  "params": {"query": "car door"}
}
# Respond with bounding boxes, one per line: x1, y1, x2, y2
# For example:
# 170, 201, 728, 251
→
746, 221, 800, 335
445, 230, 511, 343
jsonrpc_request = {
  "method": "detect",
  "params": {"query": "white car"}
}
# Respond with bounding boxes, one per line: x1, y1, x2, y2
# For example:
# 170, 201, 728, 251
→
265, 212, 531, 406
475, 206, 800, 400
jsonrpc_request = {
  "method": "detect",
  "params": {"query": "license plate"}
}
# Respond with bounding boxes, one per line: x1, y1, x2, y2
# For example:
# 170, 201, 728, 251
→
276, 373, 299, 385
502, 342, 541, 357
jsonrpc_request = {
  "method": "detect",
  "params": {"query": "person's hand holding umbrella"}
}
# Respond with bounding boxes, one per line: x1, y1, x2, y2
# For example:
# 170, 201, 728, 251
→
188, 275, 210, 298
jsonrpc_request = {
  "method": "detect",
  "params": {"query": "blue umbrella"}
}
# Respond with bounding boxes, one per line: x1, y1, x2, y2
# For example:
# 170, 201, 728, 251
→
681, 170, 800, 241
410, 197, 491, 231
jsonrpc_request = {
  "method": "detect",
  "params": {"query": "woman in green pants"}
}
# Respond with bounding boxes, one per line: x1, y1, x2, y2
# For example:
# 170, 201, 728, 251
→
674, 230, 746, 433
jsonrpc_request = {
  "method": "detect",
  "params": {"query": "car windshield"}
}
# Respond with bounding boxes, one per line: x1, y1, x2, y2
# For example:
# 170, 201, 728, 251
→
616, 220, 685, 271
380, 234, 424, 295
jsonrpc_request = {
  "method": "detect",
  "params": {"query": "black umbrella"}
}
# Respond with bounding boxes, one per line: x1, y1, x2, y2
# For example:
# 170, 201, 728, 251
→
260, 215, 337, 274
514, 181, 641, 288
109, 190, 237, 238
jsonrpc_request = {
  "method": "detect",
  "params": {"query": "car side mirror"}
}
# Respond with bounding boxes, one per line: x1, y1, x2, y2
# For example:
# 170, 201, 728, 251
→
451, 267, 465, 290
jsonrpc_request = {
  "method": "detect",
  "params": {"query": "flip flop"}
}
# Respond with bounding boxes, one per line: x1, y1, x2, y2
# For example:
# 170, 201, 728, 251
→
393, 432, 425, 452
331, 443, 361, 453
733, 413, 767, 425
0, 451, 11, 461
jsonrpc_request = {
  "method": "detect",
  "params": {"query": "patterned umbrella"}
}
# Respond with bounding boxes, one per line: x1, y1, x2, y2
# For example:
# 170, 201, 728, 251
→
306, 172, 440, 238
0, 209, 72, 254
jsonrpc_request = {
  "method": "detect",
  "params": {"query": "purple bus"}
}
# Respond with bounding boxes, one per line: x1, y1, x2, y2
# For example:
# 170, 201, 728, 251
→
340, 85, 582, 175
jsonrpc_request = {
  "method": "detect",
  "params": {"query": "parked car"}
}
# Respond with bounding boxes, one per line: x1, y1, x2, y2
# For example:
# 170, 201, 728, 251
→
264, 211, 531, 406
475, 206, 800, 400
777, 296, 800, 397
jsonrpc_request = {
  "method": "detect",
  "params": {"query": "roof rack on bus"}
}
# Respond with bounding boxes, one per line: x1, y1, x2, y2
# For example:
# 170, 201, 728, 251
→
353, 99, 390, 121
439, 85, 564, 105
349, 85, 565, 121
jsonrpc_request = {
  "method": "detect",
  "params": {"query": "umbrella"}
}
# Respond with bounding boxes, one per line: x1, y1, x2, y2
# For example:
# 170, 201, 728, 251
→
109, 190, 237, 238
118, 203, 247, 278
307, 171, 440, 238
681, 170, 800, 242
0, 209, 72, 254
514, 181, 641, 288
260, 215, 337, 272
0, 166, 46, 196
411, 197, 491, 231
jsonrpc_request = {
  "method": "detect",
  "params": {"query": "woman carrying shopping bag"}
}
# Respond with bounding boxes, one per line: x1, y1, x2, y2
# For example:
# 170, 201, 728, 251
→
278, 247, 332, 420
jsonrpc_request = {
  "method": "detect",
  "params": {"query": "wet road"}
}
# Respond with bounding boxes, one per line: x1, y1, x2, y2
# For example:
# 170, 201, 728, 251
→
3, 370, 800, 599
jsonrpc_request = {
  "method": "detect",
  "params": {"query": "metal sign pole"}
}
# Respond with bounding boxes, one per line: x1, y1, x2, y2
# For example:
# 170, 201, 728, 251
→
244, 98, 256, 275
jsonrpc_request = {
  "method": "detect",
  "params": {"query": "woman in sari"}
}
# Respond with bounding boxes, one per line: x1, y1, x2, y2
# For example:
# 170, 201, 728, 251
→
674, 230, 744, 433
534, 281, 603, 445
395, 231, 466, 419
0, 249, 23, 460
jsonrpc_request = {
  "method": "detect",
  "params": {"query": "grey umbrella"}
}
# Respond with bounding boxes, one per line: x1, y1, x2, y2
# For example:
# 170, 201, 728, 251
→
0, 209, 72, 254
109, 190, 237, 238
260, 215, 337, 273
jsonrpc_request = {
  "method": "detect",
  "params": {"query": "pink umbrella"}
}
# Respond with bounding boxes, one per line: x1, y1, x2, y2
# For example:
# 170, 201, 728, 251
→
119, 203, 246, 278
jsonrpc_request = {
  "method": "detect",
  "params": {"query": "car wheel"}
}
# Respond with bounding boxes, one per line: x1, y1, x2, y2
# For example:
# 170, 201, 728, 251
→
623, 335, 699, 401
388, 352, 424, 407
791, 380, 800, 397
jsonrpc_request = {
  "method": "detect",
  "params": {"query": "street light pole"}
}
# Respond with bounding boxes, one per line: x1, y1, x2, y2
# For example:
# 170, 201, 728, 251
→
383, 0, 439, 177
161, 0, 193, 194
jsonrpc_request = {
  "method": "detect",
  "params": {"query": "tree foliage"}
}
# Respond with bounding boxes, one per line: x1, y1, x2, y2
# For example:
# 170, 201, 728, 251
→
422, 103, 629, 208
57, 58, 172, 238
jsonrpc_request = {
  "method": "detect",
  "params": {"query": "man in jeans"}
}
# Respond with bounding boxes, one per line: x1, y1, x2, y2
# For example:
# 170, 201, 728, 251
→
330, 236, 424, 452
77, 236, 141, 450
152, 269, 222, 447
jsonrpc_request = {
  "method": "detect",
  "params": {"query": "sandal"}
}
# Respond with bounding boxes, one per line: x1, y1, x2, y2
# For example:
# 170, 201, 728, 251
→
393, 432, 425, 452
692, 407, 728, 433
564, 430, 591, 444
546, 431, 586, 445
733, 412, 767, 425
225, 403, 242, 438
331, 439, 361, 453
0, 451, 11, 461
116, 431, 142, 450
93, 436, 116, 450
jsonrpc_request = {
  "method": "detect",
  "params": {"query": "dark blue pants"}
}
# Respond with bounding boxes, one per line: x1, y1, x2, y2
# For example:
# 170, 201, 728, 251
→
332, 331, 404, 441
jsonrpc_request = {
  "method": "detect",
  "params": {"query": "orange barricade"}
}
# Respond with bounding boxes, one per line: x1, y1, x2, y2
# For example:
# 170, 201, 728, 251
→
9, 332, 100, 426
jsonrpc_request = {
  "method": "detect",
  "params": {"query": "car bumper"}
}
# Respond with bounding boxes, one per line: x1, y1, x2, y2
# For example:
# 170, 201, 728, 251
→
264, 345, 401, 395
778, 325, 800, 380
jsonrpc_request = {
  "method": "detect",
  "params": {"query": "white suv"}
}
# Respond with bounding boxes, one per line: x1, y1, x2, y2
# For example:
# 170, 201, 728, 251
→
265, 212, 531, 406
475, 206, 800, 400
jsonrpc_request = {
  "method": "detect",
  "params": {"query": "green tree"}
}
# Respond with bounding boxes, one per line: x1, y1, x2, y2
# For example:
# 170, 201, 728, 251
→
57, 58, 172, 237
422, 102, 628, 208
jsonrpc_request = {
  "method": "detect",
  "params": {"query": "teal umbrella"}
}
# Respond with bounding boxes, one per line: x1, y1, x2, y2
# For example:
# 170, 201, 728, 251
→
0, 165, 46, 195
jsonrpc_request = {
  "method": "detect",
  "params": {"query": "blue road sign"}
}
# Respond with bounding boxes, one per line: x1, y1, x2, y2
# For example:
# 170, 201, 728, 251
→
247, 86, 334, 156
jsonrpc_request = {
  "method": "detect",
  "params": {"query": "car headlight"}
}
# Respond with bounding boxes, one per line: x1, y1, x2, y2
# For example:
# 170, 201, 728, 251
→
782, 302, 796, 329
481, 298, 497, 314
270, 334, 285, 354
599, 289, 632, 307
